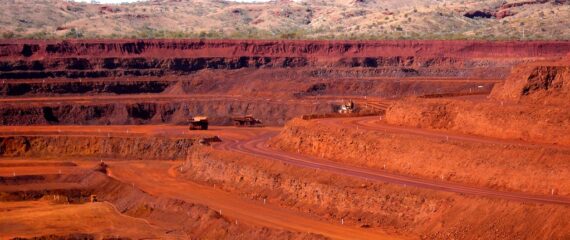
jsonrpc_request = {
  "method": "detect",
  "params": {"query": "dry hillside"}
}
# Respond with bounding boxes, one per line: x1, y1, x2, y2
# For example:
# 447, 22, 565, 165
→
1, 0, 570, 40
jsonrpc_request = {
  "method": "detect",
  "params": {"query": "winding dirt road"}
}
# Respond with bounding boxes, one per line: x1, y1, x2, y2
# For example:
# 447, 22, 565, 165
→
107, 161, 399, 240
346, 117, 570, 150
221, 132, 570, 205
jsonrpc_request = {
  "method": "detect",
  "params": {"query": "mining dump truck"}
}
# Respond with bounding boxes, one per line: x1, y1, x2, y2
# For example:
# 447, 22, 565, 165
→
338, 100, 355, 114
189, 116, 209, 130
231, 115, 264, 127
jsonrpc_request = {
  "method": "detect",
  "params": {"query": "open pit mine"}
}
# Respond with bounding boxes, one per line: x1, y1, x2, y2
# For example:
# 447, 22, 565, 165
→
0, 39, 569, 240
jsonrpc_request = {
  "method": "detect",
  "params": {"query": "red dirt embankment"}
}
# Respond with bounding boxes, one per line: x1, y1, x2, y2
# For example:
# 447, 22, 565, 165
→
0, 99, 332, 126
386, 61, 570, 146
0, 164, 323, 239
0, 136, 195, 160
270, 119, 570, 196
2, 39, 570, 59
0, 40, 566, 82
490, 61, 570, 105
0, 40, 538, 83
181, 146, 570, 240
385, 99, 570, 146
95, 168, 325, 240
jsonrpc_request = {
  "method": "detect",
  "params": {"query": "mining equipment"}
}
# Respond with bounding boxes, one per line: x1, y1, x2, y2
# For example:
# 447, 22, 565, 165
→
199, 136, 223, 146
231, 115, 264, 127
90, 195, 98, 203
189, 116, 209, 130
338, 100, 355, 114
94, 161, 108, 174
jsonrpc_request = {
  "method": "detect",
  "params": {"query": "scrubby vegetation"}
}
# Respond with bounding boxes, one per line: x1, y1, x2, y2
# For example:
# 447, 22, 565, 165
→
1, 0, 570, 40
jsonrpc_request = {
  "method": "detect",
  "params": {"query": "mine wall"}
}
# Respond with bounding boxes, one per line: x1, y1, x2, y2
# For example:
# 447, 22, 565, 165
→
0, 100, 332, 126
385, 99, 570, 146
0, 56, 507, 73
4, 130, 570, 239
0, 136, 195, 160
388, 63, 570, 146
1, 40, 566, 85
269, 119, 570, 196
490, 64, 570, 105
0, 77, 495, 99
181, 147, 570, 240
2, 40, 570, 59
1, 39, 568, 126
0, 56, 516, 80
0, 166, 324, 239
297, 79, 495, 98
0, 80, 172, 97
90, 171, 324, 239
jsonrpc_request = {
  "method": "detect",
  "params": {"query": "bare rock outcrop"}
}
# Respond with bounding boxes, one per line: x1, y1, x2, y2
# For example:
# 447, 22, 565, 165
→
490, 61, 570, 105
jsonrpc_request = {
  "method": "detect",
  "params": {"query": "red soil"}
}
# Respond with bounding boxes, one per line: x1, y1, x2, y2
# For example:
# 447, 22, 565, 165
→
0, 159, 329, 239
1, 39, 569, 239
1, 119, 569, 239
